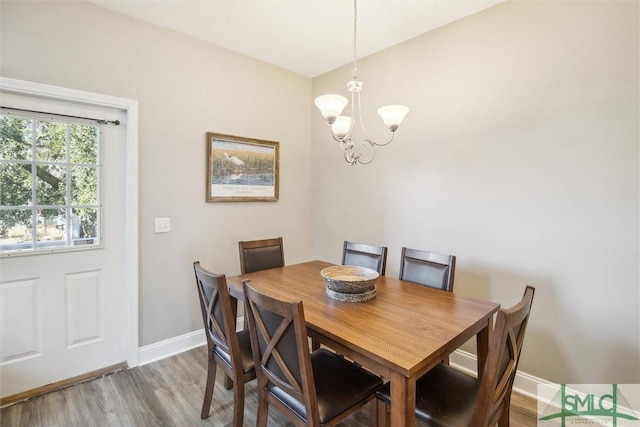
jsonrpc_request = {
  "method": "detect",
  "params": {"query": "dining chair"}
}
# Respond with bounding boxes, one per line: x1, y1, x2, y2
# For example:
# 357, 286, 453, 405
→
193, 262, 256, 426
238, 237, 285, 274
398, 247, 456, 292
399, 247, 456, 364
243, 279, 383, 427
342, 240, 388, 275
373, 285, 535, 427
238, 236, 322, 351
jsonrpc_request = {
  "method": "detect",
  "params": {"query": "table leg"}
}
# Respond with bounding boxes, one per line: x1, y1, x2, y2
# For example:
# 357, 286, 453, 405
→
390, 371, 415, 427
476, 316, 493, 380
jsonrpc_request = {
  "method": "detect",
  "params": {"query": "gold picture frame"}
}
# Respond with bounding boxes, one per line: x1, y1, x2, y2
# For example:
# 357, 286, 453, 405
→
206, 132, 279, 202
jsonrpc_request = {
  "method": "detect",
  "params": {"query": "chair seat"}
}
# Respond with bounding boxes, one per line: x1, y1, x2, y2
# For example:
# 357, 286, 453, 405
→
268, 348, 383, 424
214, 329, 256, 374
375, 363, 480, 427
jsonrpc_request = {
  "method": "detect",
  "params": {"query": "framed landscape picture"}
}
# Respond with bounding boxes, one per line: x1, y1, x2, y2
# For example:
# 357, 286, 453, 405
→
206, 132, 280, 202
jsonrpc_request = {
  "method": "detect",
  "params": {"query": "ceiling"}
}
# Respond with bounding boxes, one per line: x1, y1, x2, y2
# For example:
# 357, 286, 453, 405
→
88, 0, 504, 78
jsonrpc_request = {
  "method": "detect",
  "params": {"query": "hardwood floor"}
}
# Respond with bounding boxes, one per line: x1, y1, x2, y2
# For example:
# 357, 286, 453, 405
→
1, 346, 538, 426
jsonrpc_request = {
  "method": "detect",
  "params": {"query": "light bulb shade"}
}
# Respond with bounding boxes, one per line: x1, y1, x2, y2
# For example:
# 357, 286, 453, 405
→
315, 95, 348, 125
377, 105, 409, 132
331, 116, 352, 140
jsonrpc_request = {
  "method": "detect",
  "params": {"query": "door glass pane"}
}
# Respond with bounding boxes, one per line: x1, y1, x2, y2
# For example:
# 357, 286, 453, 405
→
36, 121, 67, 162
0, 117, 33, 160
71, 166, 97, 205
36, 165, 67, 205
1, 163, 32, 206
70, 124, 98, 164
0, 209, 33, 251
71, 207, 98, 245
37, 208, 65, 249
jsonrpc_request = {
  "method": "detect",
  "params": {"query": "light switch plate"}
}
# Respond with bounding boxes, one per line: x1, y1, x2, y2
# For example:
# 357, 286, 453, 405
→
154, 217, 171, 233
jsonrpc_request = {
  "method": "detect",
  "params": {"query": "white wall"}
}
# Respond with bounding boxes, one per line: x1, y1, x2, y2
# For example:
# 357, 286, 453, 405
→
311, 0, 639, 384
1, 1, 312, 346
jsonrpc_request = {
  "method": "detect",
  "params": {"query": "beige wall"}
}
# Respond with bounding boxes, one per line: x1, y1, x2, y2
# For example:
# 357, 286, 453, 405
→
2, 0, 638, 385
312, 0, 639, 383
1, 1, 312, 346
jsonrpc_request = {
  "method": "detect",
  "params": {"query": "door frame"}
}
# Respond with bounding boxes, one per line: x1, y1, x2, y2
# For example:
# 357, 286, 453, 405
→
0, 77, 140, 368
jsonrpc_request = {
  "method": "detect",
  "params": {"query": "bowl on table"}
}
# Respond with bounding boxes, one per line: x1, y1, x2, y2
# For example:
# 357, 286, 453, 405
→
320, 265, 379, 302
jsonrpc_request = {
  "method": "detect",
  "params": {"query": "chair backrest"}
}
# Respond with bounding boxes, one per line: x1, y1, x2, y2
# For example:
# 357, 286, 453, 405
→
398, 247, 456, 291
342, 241, 388, 275
242, 280, 320, 423
472, 285, 535, 426
238, 237, 285, 274
193, 262, 242, 367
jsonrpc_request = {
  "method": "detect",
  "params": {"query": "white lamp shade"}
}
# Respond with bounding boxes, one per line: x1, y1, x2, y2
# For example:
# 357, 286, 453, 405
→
377, 105, 409, 131
315, 95, 348, 124
331, 116, 352, 140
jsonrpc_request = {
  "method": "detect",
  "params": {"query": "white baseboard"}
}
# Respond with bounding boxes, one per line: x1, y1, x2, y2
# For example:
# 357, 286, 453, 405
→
137, 317, 246, 367
450, 349, 551, 399
137, 322, 549, 400
137, 329, 206, 366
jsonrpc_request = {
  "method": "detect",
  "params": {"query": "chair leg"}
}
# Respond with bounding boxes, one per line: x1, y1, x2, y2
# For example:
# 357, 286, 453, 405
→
256, 390, 269, 427
232, 381, 245, 427
498, 401, 511, 427
201, 356, 218, 419
370, 400, 378, 427
374, 400, 389, 427
224, 374, 234, 390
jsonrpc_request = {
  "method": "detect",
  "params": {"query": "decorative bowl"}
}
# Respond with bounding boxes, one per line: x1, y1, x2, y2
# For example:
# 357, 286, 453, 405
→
320, 265, 379, 295
325, 286, 377, 302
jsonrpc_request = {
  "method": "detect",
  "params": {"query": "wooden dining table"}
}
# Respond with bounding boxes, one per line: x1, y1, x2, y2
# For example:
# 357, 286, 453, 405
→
226, 260, 500, 427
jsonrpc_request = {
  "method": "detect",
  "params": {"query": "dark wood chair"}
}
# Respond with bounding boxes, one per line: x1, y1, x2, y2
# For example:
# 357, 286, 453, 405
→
193, 262, 256, 426
373, 286, 536, 427
399, 247, 456, 364
243, 279, 383, 427
238, 237, 285, 274
342, 241, 388, 275
398, 247, 456, 291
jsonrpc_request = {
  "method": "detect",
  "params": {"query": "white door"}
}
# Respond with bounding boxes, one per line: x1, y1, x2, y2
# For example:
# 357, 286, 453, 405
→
0, 80, 138, 400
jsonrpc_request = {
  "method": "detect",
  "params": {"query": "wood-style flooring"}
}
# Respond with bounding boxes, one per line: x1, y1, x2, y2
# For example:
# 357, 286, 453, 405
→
0, 346, 538, 426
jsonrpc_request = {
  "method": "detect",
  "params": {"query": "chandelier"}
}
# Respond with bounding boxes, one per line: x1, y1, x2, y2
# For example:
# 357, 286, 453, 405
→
314, 0, 409, 166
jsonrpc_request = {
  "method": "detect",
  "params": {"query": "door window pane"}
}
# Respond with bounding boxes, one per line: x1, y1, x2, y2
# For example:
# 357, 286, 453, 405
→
71, 207, 98, 244
36, 121, 67, 162
0, 163, 32, 206
37, 208, 65, 249
36, 165, 67, 206
70, 124, 98, 164
0, 209, 33, 251
71, 166, 97, 205
0, 116, 33, 160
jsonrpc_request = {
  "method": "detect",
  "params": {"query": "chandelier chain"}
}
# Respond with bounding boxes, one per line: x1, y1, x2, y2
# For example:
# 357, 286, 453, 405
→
352, 0, 358, 79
